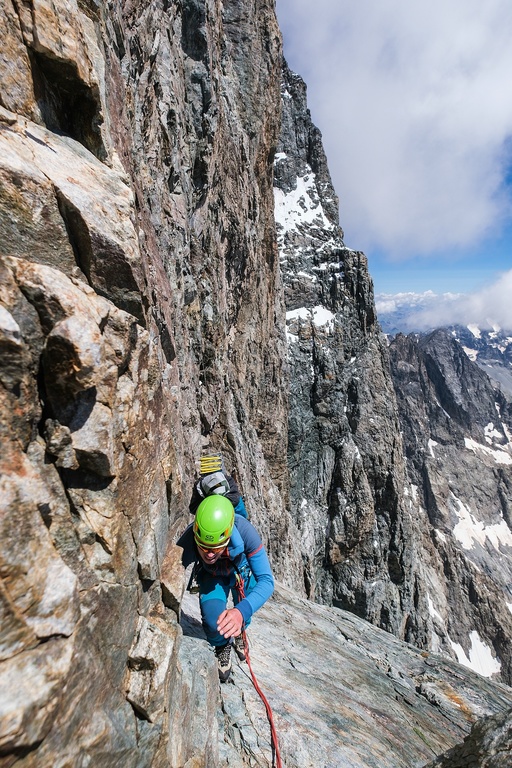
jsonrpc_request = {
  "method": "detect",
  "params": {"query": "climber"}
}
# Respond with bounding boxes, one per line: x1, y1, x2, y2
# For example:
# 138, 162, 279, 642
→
188, 467, 248, 518
177, 495, 274, 682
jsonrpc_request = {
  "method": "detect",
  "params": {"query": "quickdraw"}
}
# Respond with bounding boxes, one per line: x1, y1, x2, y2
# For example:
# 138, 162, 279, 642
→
234, 573, 283, 768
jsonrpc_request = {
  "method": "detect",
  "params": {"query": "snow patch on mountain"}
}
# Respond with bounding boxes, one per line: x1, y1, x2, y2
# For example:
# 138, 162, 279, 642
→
464, 437, 512, 465
449, 631, 501, 678
274, 166, 343, 346
484, 422, 504, 443
450, 492, 512, 550
467, 323, 481, 339
427, 594, 444, 623
462, 346, 478, 361
285, 305, 336, 343
274, 169, 334, 235
377, 292, 512, 396
428, 439, 438, 458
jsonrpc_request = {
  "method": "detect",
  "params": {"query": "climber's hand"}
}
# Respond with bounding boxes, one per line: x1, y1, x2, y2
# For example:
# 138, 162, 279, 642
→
217, 608, 243, 638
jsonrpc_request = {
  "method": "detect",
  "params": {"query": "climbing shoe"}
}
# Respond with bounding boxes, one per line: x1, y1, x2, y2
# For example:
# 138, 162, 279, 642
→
215, 642, 232, 682
233, 634, 246, 662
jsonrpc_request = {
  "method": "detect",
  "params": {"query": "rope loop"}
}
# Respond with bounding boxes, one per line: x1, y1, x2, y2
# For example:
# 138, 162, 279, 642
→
234, 574, 283, 768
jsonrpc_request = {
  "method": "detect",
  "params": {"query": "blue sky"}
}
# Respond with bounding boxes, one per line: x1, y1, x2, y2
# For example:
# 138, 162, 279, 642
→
275, 0, 512, 323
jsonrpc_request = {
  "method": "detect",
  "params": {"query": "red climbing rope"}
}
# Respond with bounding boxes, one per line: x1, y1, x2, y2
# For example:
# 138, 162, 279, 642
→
235, 575, 283, 768
241, 628, 283, 768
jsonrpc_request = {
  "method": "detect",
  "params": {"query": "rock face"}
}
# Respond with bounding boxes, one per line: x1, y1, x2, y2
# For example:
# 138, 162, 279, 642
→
0, 118, 181, 765
274, 62, 433, 648
450, 324, 512, 397
388, 330, 512, 685
0, 0, 298, 764
426, 707, 512, 768
180, 584, 512, 768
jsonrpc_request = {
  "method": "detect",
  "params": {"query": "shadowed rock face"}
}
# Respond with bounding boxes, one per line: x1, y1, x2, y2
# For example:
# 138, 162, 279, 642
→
96, 0, 298, 564
425, 707, 512, 768
274, 62, 435, 649
388, 330, 512, 685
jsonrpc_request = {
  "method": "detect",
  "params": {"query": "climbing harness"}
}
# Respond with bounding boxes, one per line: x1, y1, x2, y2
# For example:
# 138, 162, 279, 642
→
234, 573, 283, 768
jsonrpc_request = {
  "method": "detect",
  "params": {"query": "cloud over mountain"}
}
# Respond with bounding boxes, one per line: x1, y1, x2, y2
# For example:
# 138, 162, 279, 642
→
376, 269, 512, 331
277, 0, 512, 257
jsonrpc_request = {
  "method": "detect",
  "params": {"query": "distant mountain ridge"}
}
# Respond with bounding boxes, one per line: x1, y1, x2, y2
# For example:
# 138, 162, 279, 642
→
387, 328, 512, 685
376, 292, 512, 396
374, 295, 512, 690
449, 324, 512, 397
375, 290, 463, 334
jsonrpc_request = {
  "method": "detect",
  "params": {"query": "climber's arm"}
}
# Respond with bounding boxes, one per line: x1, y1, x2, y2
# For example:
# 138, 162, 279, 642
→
234, 518, 275, 623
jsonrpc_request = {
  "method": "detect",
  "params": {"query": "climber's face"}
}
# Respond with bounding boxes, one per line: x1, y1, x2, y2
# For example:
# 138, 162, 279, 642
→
196, 542, 229, 564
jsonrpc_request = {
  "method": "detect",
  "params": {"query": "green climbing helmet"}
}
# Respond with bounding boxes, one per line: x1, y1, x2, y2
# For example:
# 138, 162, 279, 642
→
193, 495, 235, 548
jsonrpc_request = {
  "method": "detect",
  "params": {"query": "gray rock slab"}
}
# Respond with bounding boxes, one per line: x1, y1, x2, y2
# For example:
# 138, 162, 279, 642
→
180, 584, 512, 768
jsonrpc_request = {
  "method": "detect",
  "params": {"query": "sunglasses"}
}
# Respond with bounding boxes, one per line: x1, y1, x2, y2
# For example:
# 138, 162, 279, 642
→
196, 541, 229, 554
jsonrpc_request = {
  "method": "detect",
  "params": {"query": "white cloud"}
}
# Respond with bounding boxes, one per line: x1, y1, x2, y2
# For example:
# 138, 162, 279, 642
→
276, 0, 512, 256
389, 269, 512, 328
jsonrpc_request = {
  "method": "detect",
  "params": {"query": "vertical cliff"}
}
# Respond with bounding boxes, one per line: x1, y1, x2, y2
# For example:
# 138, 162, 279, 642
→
274, 62, 433, 647
99, 0, 296, 562
389, 330, 512, 685
0, 0, 299, 764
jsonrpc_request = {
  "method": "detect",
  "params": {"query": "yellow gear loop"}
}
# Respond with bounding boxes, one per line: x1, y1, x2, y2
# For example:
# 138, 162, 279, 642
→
199, 453, 224, 475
